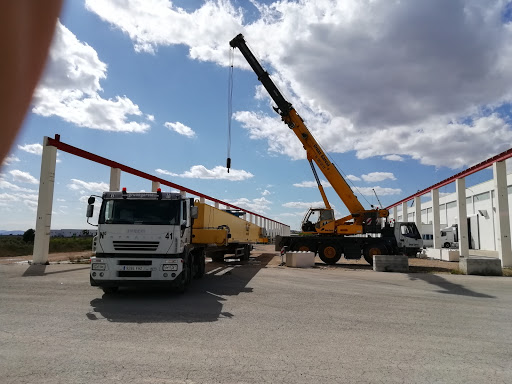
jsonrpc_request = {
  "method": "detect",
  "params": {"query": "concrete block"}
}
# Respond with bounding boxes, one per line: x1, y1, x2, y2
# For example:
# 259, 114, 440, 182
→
286, 251, 315, 268
373, 255, 409, 273
441, 249, 460, 262
424, 248, 441, 260
459, 257, 503, 276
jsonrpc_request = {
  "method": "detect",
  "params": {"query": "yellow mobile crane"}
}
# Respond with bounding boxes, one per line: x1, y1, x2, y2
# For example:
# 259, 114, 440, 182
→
230, 34, 422, 265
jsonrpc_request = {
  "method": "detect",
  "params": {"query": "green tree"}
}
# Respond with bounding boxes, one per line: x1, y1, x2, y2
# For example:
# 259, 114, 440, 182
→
23, 228, 35, 243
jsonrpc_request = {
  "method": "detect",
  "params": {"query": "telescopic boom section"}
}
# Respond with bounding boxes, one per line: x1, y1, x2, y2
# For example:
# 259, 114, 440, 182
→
229, 34, 366, 217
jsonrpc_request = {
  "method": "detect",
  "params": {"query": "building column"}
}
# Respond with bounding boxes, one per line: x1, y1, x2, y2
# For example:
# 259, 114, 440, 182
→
180, 190, 187, 198
151, 181, 160, 192
456, 178, 469, 257
199, 197, 205, 204
33, 137, 57, 264
432, 188, 441, 249
393, 206, 398, 223
493, 161, 512, 267
414, 196, 421, 229
401, 201, 408, 222
109, 167, 121, 191
214, 202, 219, 209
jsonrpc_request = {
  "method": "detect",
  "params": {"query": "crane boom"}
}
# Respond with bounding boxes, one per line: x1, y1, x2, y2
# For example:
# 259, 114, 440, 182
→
230, 34, 388, 232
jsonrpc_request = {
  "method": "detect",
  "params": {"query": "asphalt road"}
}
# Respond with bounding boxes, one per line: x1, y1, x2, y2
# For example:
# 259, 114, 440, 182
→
1, 250, 511, 384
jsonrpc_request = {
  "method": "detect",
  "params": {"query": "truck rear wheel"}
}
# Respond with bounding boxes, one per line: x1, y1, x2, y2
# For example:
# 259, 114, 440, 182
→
363, 244, 385, 266
318, 243, 341, 265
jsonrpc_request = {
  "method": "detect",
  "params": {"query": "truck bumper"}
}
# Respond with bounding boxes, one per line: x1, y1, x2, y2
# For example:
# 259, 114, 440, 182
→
90, 276, 181, 288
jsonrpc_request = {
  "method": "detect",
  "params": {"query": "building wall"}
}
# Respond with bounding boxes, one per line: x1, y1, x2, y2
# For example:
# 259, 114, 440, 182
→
397, 173, 512, 251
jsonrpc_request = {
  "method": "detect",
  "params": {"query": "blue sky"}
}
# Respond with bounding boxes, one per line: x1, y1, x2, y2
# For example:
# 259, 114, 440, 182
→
1, 0, 512, 231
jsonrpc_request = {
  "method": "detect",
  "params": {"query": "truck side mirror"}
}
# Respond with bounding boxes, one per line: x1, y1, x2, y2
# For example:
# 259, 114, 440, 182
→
190, 206, 198, 219
88, 196, 95, 205
86, 204, 94, 218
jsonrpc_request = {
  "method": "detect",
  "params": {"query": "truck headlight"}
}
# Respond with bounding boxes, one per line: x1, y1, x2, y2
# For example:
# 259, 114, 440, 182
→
92, 263, 106, 270
163, 264, 178, 271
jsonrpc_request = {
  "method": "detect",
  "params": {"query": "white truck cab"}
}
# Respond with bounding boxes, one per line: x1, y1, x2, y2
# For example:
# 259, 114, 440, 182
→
86, 189, 199, 294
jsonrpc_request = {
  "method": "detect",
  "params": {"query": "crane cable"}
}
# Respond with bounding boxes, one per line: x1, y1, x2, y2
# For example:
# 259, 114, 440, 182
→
226, 48, 234, 173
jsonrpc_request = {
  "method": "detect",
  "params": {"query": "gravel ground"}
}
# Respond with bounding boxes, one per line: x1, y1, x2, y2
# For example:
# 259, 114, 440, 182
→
1, 245, 460, 270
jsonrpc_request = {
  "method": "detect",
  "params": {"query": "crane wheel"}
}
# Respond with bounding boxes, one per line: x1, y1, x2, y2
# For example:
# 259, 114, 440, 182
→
318, 243, 342, 265
291, 241, 315, 253
363, 244, 385, 266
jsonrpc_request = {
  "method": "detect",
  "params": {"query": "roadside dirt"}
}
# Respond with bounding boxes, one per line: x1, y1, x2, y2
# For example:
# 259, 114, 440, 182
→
0, 251, 93, 265
0, 244, 470, 275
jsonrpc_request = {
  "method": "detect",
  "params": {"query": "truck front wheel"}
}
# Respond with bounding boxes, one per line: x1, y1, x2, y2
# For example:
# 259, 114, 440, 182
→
318, 243, 342, 265
363, 244, 386, 266
176, 256, 192, 293
194, 253, 206, 279
102, 286, 118, 294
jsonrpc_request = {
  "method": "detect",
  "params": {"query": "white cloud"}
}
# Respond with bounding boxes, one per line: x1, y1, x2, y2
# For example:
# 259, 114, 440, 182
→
353, 186, 402, 196
223, 196, 272, 214
346, 174, 361, 182
18, 143, 43, 156
383, 154, 404, 162
85, 0, 244, 56
85, 0, 512, 169
0, 178, 37, 193
261, 189, 271, 196
32, 21, 150, 133
282, 201, 326, 210
0, 193, 38, 204
9, 170, 39, 185
164, 121, 196, 138
361, 172, 396, 183
156, 165, 253, 181
293, 180, 331, 188
67, 179, 109, 193
2, 155, 20, 166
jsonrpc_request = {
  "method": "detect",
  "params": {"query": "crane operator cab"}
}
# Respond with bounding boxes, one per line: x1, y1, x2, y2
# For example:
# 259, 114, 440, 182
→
301, 208, 336, 234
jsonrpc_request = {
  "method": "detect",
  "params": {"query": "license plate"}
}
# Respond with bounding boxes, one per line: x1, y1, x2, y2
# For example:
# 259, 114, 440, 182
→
122, 266, 150, 271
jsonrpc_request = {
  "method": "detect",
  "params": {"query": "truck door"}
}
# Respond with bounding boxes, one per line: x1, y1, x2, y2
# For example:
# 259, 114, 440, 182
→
180, 199, 192, 248
397, 223, 422, 252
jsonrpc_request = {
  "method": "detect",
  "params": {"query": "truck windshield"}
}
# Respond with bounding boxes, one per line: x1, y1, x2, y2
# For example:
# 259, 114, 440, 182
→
99, 199, 181, 225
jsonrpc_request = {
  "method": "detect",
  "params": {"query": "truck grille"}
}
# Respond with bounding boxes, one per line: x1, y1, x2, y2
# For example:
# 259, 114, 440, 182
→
112, 241, 159, 251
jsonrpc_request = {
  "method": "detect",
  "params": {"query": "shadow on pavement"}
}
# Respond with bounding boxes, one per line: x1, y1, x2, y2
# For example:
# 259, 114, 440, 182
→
87, 253, 274, 324
408, 273, 496, 298
22, 264, 90, 277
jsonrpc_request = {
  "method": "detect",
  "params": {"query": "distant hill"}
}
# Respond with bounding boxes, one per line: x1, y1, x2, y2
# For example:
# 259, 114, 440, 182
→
0, 230, 24, 236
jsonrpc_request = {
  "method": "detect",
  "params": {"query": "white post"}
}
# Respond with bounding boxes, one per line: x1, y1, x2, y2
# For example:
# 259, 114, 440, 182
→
401, 201, 408, 222
151, 181, 160, 192
432, 188, 441, 249
109, 168, 121, 191
456, 178, 469, 257
493, 161, 512, 267
414, 196, 421, 229
180, 190, 187, 198
33, 137, 57, 264
214, 202, 219, 209
393, 206, 398, 223
200, 197, 205, 204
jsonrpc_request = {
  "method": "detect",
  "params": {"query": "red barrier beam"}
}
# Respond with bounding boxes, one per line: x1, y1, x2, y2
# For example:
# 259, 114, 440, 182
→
387, 146, 512, 209
47, 134, 285, 225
